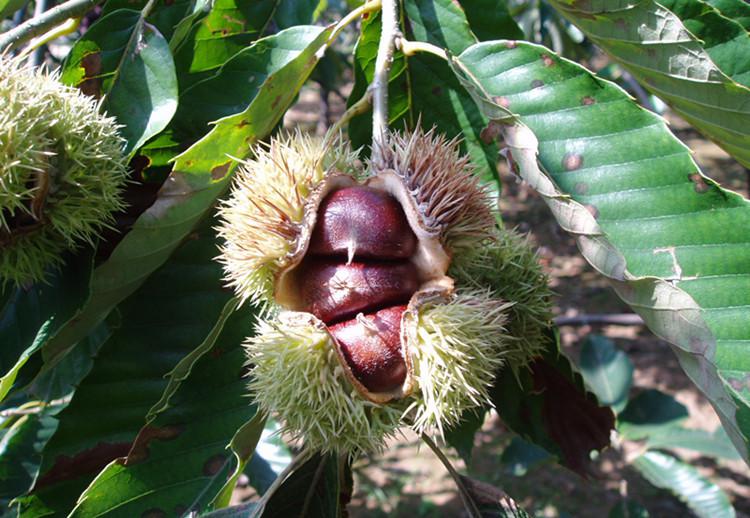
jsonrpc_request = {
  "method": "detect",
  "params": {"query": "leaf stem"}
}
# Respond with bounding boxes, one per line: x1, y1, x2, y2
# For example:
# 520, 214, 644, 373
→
251, 446, 315, 517
369, 0, 400, 163
398, 39, 448, 60
328, 0, 381, 45
21, 18, 80, 59
0, 0, 98, 51
421, 433, 483, 518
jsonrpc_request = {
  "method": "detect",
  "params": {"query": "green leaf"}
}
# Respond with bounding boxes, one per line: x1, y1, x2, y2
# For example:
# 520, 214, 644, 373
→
579, 335, 633, 413
445, 409, 486, 465
546, 0, 750, 168
60, 8, 178, 155
0, 414, 57, 507
39, 25, 332, 373
633, 450, 736, 518
256, 453, 352, 518
0, 252, 92, 403
452, 39, 750, 463
22, 226, 233, 516
457, 0, 524, 41
500, 437, 553, 477
404, 0, 500, 185
245, 419, 292, 494
70, 301, 258, 517
704, 0, 750, 31
210, 412, 267, 508
608, 500, 650, 518
0, 0, 27, 19
173, 25, 326, 143
491, 328, 614, 474
174, 0, 277, 77
273, 0, 320, 29
618, 390, 689, 440
645, 426, 742, 461
102, 0, 198, 43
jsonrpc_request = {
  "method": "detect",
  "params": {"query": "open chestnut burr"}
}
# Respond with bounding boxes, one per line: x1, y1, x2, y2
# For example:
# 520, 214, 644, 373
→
217, 128, 550, 453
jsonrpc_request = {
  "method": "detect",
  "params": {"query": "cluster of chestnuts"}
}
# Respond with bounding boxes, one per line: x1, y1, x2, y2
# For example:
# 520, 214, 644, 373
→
218, 128, 552, 454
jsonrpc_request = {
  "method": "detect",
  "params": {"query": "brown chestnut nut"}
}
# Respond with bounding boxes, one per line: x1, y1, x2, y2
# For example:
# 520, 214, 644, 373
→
308, 186, 417, 260
329, 305, 408, 393
294, 258, 418, 324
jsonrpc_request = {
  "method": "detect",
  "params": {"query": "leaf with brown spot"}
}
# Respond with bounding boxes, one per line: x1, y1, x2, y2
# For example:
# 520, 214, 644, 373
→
453, 38, 750, 463
60, 9, 178, 155
67, 297, 258, 517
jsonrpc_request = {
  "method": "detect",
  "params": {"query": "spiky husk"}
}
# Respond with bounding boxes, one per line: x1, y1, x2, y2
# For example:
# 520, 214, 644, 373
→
0, 54, 127, 285
371, 127, 496, 252
246, 314, 404, 455
449, 228, 553, 371
406, 291, 516, 437
217, 132, 359, 305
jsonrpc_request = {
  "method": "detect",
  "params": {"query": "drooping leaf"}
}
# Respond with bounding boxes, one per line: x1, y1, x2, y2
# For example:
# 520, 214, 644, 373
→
256, 452, 352, 518
633, 450, 736, 518
452, 38, 750, 463
70, 301, 258, 517
60, 8, 178, 155
491, 328, 614, 474
579, 335, 634, 413
618, 389, 689, 440
39, 25, 332, 373
20, 226, 233, 515
546, 0, 750, 168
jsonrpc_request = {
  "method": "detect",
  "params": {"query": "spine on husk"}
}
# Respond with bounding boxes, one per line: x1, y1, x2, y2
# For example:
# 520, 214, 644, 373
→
218, 128, 552, 454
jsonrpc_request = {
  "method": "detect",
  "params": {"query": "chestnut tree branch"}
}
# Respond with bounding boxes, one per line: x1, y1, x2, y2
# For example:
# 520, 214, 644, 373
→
0, 0, 98, 51
369, 0, 400, 163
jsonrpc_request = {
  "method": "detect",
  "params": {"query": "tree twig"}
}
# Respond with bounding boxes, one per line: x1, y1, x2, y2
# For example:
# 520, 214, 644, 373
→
369, 0, 399, 163
421, 433, 482, 518
554, 313, 644, 326
0, 0, 98, 51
